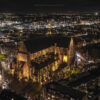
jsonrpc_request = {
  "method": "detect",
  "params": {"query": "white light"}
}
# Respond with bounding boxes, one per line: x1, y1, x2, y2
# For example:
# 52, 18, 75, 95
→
0, 74, 2, 80
27, 96, 32, 100
1, 22, 6, 27
78, 58, 81, 62
76, 52, 81, 57
76, 52, 86, 61
11, 98, 14, 100
95, 12, 98, 16
2, 81, 9, 89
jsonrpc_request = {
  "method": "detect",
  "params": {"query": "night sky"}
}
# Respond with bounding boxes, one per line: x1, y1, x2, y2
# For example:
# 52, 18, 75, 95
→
0, 0, 100, 12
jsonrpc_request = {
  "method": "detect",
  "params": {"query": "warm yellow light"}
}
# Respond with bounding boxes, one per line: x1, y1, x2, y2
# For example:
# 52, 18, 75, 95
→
54, 50, 57, 55
17, 54, 27, 62
63, 55, 68, 63
52, 66, 56, 71
19, 72, 22, 80
43, 50, 46, 55
55, 61, 58, 67
52, 61, 58, 71
11, 69, 15, 75
67, 69, 81, 78
23, 70, 29, 80
81, 21, 85, 25
33, 77, 36, 82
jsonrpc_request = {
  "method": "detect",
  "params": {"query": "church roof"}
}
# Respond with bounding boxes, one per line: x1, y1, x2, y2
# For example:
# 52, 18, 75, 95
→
23, 35, 70, 53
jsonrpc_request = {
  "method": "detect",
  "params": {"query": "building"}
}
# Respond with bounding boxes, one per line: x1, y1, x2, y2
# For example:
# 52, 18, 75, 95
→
11, 36, 76, 84
41, 82, 87, 100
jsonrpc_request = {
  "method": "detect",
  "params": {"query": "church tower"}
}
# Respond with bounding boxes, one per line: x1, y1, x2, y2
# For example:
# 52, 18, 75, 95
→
67, 38, 75, 68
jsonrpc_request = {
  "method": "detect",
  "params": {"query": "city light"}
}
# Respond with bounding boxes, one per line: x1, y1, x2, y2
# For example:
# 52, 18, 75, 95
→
0, 12, 99, 100
63, 55, 68, 63
0, 74, 2, 80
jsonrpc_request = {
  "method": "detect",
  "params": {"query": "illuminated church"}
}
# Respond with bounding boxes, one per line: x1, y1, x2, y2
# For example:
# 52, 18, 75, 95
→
11, 36, 75, 83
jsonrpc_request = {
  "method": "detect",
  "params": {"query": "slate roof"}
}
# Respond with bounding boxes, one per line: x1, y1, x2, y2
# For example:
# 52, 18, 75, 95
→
24, 35, 70, 53
46, 82, 86, 99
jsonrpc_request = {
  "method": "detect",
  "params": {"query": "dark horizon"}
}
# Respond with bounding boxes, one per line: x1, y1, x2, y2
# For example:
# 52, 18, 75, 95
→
0, 0, 100, 13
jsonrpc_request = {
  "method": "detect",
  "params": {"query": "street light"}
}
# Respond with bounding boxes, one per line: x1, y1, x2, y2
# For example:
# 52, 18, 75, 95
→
11, 98, 14, 100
